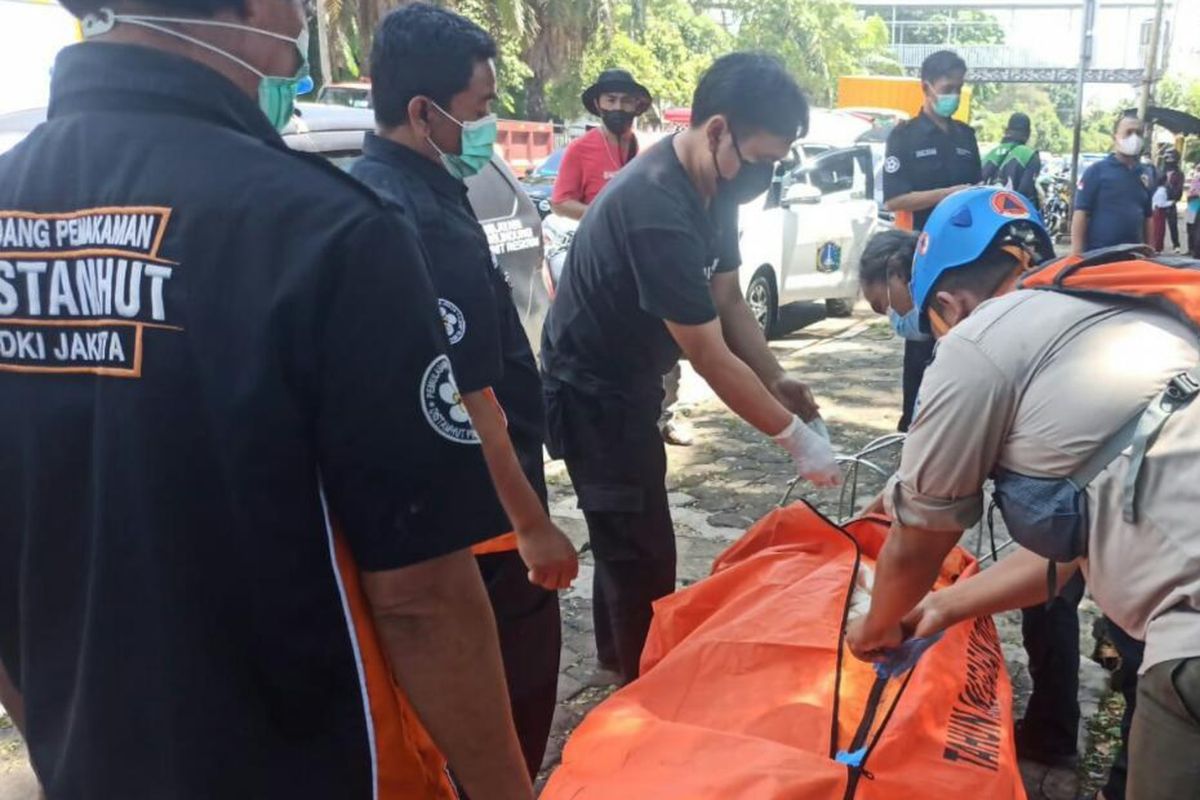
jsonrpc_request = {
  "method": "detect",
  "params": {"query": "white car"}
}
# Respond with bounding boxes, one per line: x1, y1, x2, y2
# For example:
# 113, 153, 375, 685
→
738, 143, 880, 337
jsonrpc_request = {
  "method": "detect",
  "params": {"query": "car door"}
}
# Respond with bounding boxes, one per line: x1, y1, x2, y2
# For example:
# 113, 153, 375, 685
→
776, 146, 876, 302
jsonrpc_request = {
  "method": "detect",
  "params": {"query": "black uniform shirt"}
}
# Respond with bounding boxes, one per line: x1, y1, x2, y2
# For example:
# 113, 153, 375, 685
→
882, 110, 982, 230
352, 135, 547, 511
539, 135, 740, 400
0, 42, 499, 799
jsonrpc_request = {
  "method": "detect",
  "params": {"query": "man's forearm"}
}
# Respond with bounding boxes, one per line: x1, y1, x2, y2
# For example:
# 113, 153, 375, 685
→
0, 658, 26, 737
717, 289, 784, 386
863, 524, 961, 637
925, 547, 1081, 626
365, 552, 532, 800
883, 186, 958, 214
463, 390, 545, 532
691, 346, 791, 435
550, 199, 588, 220
1071, 211, 1089, 255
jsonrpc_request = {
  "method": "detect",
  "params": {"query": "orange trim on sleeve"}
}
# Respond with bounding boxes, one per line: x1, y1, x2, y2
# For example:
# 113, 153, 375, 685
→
472, 531, 519, 556
332, 528, 458, 800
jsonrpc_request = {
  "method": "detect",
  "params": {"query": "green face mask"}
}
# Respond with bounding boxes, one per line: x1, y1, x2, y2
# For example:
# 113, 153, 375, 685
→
933, 93, 962, 118
82, 8, 310, 132
428, 102, 498, 180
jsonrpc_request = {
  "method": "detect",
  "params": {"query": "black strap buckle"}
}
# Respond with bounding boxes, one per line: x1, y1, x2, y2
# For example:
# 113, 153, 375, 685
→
1166, 372, 1200, 403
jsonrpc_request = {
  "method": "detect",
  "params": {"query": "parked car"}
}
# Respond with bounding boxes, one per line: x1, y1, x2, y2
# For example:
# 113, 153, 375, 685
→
315, 82, 372, 109
519, 147, 565, 218
739, 143, 879, 337
0, 103, 551, 353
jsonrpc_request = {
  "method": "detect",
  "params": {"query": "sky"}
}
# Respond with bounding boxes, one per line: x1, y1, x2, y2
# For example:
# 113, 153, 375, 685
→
0, 1, 78, 115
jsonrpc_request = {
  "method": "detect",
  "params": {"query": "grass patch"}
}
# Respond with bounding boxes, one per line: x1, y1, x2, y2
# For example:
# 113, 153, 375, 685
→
1080, 690, 1126, 796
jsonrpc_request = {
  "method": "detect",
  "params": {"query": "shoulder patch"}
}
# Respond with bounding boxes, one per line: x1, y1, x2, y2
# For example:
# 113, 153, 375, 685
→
884, 156, 901, 174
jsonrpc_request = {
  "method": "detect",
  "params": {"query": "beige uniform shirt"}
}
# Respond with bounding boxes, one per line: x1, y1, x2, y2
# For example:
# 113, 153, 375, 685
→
885, 289, 1200, 671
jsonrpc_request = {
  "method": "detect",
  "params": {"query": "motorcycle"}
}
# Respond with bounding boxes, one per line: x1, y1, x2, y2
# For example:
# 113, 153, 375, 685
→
541, 213, 579, 299
1037, 171, 1072, 243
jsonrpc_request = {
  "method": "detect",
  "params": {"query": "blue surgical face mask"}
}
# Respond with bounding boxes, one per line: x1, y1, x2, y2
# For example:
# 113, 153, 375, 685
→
428, 102, 498, 180
888, 306, 926, 340
933, 93, 961, 118
886, 284, 929, 341
82, 8, 310, 132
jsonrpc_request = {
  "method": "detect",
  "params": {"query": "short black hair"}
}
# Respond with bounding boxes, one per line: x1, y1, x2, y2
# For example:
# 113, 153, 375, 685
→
691, 52, 808, 139
370, 3, 497, 128
920, 50, 967, 84
859, 229, 919, 286
60, 0, 244, 18
928, 246, 1020, 314
1113, 112, 1142, 134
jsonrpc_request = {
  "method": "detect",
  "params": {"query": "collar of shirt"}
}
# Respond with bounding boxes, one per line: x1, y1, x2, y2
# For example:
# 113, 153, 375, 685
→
910, 109, 959, 139
48, 42, 281, 145
361, 132, 468, 204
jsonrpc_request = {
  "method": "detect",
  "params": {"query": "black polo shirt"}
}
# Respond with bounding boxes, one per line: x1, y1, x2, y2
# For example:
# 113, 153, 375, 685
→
351, 135, 547, 513
882, 110, 982, 231
539, 135, 740, 403
1074, 154, 1153, 251
0, 42, 499, 799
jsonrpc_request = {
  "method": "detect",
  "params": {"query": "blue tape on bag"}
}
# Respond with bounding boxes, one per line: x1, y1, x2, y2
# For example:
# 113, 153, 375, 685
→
835, 747, 867, 768
873, 632, 944, 679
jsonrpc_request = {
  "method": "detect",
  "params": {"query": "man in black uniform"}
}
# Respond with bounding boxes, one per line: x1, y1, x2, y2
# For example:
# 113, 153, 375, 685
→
350, 4, 577, 780
881, 48, 981, 433
541, 53, 840, 684
0, 1, 533, 798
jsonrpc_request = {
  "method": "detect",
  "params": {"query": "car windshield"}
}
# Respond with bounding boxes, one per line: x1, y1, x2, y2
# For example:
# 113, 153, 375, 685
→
530, 148, 565, 179
319, 87, 372, 110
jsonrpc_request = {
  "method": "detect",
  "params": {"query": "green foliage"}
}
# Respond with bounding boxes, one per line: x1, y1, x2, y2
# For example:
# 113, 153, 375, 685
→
457, 0, 533, 116
544, 0, 731, 120
1156, 74, 1200, 119
891, 8, 1005, 46
727, 0, 895, 106
974, 85, 1071, 153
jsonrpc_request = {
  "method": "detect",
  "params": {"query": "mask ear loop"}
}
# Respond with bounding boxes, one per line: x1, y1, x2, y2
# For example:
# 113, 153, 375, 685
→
83, 11, 270, 79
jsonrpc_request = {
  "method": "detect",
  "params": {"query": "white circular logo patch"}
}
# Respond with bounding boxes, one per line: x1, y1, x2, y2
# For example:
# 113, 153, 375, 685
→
420, 355, 479, 444
438, 299, 467, 345
884, 156, 901, 174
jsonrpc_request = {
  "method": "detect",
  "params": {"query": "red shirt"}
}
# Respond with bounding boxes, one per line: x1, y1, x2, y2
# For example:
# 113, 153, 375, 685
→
551, 127, 638, 206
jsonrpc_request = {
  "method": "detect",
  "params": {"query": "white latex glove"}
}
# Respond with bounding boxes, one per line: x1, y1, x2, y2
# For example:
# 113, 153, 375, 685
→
808, 416, 831, 442
773, 415, 842, 488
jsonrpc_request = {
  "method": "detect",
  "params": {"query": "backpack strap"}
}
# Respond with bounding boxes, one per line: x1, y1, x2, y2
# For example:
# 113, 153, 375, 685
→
1069, 364, 1200, 523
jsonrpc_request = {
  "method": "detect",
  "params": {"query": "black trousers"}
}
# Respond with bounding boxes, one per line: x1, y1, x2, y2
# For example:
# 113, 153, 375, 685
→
900, 337, 936, 432
1166, 204, 1181, 249
545, 380, 676, 685
1019, 576, 1085, 760
1189, 221, 1199, 258
477, 550, 562, 779
1100, 619, 1145, 800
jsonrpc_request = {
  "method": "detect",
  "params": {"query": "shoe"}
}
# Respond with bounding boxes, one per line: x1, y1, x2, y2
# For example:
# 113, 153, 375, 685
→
1014, 720, 1079, 770
660, 420, 694, 447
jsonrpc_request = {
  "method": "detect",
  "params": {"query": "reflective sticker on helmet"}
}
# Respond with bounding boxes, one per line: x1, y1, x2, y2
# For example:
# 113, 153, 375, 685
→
917, 231, 931, 256
990, 191, 1030, 218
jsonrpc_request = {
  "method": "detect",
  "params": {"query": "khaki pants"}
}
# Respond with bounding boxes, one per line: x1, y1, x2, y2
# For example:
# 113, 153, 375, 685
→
1128, 657, 1200, 799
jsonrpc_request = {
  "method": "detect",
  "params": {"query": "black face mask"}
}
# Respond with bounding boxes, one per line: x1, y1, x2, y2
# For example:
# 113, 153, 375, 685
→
602, 109, 634, 136
714, 129, 775, 204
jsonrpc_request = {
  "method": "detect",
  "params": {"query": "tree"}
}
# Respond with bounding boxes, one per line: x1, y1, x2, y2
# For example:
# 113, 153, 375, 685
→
891, 8, 1004, 46
722, 0, 895, 106
519, 0, 615, 121
546, 0, 731, 121
974, 85, 1071, 154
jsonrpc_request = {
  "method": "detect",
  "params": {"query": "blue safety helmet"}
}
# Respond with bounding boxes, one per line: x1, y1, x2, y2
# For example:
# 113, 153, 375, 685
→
910, 186, 1054, 331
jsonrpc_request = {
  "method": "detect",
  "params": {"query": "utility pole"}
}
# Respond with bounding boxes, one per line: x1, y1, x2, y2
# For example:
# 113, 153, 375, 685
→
1069, 0, 1096, 213
1137, 0, 1166, 121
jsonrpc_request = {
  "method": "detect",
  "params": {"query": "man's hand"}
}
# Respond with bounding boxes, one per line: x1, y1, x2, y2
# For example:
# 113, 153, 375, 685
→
769, 373, 820, 422
517, 518, 579, 590
773, 415, 841, 488
903, 592, 954, 641
846, 615, 906, 662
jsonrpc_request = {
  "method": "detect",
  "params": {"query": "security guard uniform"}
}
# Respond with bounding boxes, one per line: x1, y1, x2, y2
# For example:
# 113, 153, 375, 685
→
883, 110, 982, 433
351, 134, 561, 779
0, 42, 499, 800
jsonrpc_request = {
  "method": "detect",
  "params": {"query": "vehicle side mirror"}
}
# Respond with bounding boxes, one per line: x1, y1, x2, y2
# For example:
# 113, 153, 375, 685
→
782, 182, 822, 207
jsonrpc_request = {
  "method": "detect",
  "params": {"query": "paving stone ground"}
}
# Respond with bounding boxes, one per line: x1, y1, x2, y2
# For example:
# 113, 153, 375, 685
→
0, 302, 1116, 800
